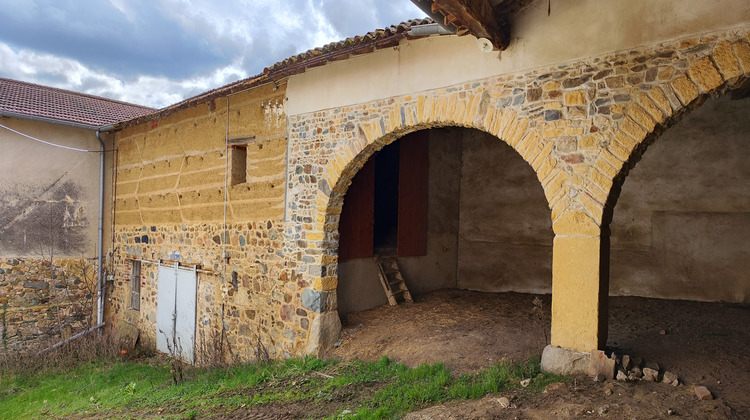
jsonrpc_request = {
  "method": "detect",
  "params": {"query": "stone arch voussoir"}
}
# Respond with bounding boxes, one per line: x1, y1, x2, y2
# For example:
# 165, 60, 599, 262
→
594, 36, 750, 227
313, 93, 558, 291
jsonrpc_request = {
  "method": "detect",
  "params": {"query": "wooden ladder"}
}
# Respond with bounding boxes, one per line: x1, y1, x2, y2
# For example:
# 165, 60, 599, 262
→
375, 254, 413, 306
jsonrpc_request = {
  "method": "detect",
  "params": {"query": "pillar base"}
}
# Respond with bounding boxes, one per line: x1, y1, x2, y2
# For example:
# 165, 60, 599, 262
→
305, 311, 342, 357
541, 345, 591, 375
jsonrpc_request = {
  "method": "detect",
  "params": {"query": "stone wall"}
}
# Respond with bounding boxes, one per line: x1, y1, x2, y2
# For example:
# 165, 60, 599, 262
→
108, 26, 750, 359
109, 82, 309, 362
285, 28, 750, 352
0, 257, 97, 352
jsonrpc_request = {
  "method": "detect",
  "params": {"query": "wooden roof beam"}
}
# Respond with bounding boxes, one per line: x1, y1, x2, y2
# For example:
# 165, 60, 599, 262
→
430, 0, 511, 50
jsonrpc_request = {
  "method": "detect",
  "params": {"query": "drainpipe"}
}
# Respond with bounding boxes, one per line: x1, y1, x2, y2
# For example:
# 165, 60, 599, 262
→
95, 130, 106, 326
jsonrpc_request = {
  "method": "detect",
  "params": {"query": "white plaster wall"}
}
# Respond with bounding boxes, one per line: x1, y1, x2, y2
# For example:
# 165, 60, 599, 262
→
287, 0, 750, 115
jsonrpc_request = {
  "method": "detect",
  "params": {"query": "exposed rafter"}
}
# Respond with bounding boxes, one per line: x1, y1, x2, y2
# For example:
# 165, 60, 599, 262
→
411, 0, 526, 51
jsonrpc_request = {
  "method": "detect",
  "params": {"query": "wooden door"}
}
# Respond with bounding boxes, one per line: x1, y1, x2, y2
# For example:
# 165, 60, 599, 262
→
338, 158, 375, 260
397, 131, 429, 257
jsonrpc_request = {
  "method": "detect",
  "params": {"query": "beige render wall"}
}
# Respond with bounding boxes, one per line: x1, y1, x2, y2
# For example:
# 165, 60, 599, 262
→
610, 95, 750, 303
0, 116, 112, 352
286, 0, 750, 116
0, 116, 103, 258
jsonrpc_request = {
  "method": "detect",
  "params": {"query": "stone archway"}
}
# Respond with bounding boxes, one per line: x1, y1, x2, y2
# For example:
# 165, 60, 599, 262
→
299, 98, 559, 356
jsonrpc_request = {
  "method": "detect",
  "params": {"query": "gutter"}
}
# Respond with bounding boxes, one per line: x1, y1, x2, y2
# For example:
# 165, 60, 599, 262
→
0, 110, 115, 131
95, 130, 106, 326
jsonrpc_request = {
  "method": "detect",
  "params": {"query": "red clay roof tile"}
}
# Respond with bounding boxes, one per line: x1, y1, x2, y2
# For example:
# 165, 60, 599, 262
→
0, 77, 154, 128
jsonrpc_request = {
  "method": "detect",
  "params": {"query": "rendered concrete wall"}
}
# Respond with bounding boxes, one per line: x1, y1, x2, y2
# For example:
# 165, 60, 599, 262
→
337, 128, 461, 313
610, 95, 750, 303
456, 129, 553, 293
287, 0, 750, 115
0, 116, 113, 352
0, 116, 102, 258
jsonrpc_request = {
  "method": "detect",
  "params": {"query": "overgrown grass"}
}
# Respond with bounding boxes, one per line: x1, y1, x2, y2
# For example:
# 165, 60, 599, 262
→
0, 351, 564, 419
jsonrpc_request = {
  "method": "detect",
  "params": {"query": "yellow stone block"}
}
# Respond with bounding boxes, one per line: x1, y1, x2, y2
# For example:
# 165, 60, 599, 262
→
627, 104, 656, 132
463, 95, 479, 126
577, 192, 604, 225
608, 140, 631, 162
564, 90, 586, 106
588, 183, 609, 204
508, 118, 530, 147
550, 194, 571, 221
732, 41, 750, 74
531, 141, 553, 170
537, 157, 557, 182
551, 235, 605, 351
670, 74, 700, 106
620, 117, 648, 143
594, 155, 620, 179
521, 142, 541, 163
306, 232, 325, 241
496, 111, 515, 139
543, 128, 564, 139
544, 101, 563, 109
548, 185, 570, 212
543, 170, 569, 203
543, 81, 560, 91
313, 276, 338, 291
417, 95, 426, 121
552, 210, 600, 235
589, 168, 613, 194
613, 130, 636, 151
647, 87, 674, 117
712, 41, 742, 80
564, 127, 584, 135
688, 57, 724, 93
635, 92, 666, 124
579, 134, 597, 149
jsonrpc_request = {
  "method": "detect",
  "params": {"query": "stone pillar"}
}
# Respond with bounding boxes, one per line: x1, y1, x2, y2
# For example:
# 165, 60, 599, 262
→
549, 211, 609, 352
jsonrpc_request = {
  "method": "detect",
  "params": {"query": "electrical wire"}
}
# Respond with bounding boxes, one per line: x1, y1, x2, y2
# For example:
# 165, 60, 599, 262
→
0, 121, 103, 152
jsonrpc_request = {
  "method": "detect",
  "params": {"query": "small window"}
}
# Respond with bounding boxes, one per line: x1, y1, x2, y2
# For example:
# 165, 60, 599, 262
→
230, 145, 247, 185
130, 260, 141, 310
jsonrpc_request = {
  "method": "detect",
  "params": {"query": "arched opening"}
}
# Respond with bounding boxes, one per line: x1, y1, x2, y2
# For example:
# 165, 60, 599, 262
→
607, 93, 750, 410
331, 126, 554, 372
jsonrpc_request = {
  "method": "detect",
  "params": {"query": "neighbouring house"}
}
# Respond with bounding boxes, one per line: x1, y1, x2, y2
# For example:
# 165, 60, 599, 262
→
0, 78, 153, 352
4, 0, 750, 374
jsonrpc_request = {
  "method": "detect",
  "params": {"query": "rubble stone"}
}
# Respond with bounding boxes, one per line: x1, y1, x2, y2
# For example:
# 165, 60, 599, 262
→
663, 371, 680, 386
541, 345, 590, 375
589, 349, 616, 380
643, 367, 659, 382
694, 385, 713, 400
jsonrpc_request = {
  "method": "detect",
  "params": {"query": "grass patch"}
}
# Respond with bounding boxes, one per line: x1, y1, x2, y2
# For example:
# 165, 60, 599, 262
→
0, 354, 564, 419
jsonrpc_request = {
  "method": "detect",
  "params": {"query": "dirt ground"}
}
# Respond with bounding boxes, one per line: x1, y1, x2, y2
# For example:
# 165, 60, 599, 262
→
325, 289, 750, 419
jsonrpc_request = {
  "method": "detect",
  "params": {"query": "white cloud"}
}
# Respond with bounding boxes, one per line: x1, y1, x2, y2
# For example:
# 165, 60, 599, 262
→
0, 0, 425, 108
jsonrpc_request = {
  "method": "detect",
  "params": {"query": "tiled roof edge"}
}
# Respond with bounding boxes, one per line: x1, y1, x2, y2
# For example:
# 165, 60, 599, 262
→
114, 18, 438, 130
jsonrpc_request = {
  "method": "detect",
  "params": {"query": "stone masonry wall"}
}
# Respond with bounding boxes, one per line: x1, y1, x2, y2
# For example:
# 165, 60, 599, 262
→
0, 257, 97, 352
108, 26, 750, 360
283, 28, 750, 353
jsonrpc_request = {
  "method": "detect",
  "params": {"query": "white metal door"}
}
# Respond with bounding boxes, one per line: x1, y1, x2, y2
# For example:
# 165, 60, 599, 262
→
175, 267, 197, 363
156, 263, 197, 364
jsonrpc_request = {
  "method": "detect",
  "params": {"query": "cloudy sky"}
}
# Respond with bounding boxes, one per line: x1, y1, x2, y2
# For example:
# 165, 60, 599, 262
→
0, 0, 425, 109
